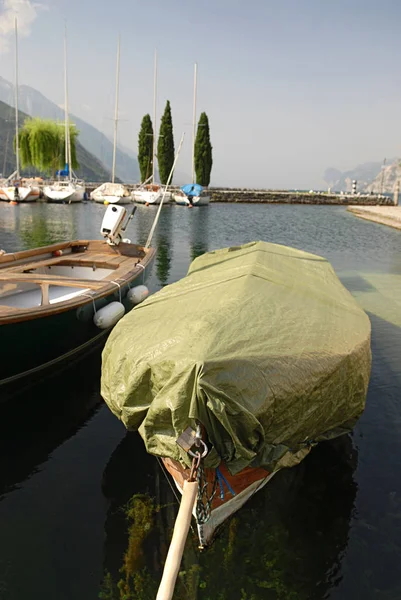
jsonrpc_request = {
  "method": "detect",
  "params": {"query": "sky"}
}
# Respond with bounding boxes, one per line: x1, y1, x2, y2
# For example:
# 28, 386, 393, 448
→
0, 0, 401, 188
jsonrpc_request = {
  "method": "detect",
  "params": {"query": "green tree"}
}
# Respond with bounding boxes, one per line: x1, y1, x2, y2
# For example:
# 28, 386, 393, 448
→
17, 117, 78, 176
138, 114, 153, 182
157, 100, 175, 184
194, 112, 213, 187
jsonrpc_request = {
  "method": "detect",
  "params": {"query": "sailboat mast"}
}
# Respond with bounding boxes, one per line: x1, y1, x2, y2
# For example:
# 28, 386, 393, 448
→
152, 49, 157, 183
191, 62, 197, 185
14, 18, 20, 178
64, 22, 70, 178
111, 36, 120, 184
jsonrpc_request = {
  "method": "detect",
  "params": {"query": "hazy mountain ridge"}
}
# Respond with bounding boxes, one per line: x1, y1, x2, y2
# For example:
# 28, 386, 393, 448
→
0, 99, 112, 181
0, 76, 140, 182
324, 159, 397, 193
365, 159, 401, 194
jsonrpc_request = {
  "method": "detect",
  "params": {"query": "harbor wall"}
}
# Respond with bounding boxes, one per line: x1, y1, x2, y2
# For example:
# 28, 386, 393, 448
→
83, 183, 395, 205
208, 190, 395, 205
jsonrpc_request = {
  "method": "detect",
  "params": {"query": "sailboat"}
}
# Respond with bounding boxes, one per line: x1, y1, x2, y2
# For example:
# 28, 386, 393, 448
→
133, 50, 168, 206
91, 38, 131, 205
44, 25, 84, 203
0, 19, 39, 203
174, 63, 210, 207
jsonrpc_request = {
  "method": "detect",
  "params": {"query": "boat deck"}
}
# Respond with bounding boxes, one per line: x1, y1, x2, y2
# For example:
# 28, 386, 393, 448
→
0, 240, 154, 322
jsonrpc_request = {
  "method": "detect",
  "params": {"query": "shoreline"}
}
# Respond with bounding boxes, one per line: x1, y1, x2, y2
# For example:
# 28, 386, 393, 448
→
347, 206, 401, 230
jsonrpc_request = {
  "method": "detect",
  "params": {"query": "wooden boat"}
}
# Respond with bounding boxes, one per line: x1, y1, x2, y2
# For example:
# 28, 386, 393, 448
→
101, 241, 371, 547
0, 206, 155, 396
161, 455, 276, 547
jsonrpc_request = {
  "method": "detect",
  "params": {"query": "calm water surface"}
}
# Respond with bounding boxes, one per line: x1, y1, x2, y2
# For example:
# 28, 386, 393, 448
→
0, 202, 400, 599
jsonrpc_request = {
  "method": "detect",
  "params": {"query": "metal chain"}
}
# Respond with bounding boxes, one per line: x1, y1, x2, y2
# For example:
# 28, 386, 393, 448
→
195, 461, 218, 524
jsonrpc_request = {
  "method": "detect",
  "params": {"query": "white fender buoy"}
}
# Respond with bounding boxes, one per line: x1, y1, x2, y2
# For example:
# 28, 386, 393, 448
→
93, 301, 125, 329
127, 285, 149, 305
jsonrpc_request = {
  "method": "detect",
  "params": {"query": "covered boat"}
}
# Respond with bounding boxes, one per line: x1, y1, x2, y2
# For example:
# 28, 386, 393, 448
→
90, 182, 132, 204
173, 183, 210, 206
101, 241, 371, 546
133, 183, 168, 205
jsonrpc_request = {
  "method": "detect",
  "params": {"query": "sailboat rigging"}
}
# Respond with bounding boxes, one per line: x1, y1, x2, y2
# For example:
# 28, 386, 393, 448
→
133, 50, 168, 205
91, 36, 131, 204
0, 18, 39, 203
174, 63, 210, 207
44, 24, 84, 203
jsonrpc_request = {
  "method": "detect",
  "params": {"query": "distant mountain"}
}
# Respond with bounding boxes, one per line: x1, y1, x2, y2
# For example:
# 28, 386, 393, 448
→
324, 159, 399, 193
0, 99, 112, 181
365, 159, 401, 194
323, 161, 392, 192
0, 76, 140, 182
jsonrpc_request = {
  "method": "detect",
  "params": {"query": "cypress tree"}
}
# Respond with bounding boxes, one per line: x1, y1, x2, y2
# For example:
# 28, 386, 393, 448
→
194, 112, 213, 187
138, 114, 154, 182
157, 101, 175, 184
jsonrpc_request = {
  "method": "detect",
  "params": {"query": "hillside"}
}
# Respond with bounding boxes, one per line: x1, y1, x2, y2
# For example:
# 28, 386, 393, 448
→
0, 76, 140, 182
324, 159, 398, 194
0, 100, 112, 181
365, 159, 401, 194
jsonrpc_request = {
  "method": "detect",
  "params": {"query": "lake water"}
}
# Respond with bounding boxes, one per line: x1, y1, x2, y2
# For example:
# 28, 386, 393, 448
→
0, 202, 400, 600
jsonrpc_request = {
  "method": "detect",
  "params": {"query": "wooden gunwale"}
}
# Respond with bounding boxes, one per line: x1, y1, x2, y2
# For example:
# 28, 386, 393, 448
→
0, 241, 89, 266
162, 457, 270, 512
0, 240, 155, 325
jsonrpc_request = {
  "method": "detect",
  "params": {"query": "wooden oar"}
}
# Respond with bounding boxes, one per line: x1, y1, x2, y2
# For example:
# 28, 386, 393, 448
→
156, 479, 198, 600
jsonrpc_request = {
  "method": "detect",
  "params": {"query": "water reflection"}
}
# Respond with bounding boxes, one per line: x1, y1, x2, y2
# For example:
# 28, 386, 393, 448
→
0, 203, 78, 252
18, 204, 77, 249
100, 433, 172, 599
190, 208, 210, 261
100, 434, 357, 599
0, 350, 103, 501
133, 206, 158, 247
334, 312, 401, 600
156, 208, 173, 286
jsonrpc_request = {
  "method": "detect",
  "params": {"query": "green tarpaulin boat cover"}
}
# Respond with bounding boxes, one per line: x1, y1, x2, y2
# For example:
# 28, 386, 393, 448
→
101, 241, 371, 475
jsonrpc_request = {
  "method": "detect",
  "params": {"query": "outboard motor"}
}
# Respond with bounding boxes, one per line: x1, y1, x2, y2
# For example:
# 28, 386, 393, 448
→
100, 205, 136, 245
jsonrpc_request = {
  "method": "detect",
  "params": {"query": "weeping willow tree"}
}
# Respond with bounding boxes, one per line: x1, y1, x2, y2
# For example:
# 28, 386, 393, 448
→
17, 118, 79, 176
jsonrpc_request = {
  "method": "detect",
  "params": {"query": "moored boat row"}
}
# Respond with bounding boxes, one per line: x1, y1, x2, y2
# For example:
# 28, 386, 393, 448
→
1, 25, 209, 208
0, 180, 210, 206
0, 21, 41, 204
0, 21, 87, 206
